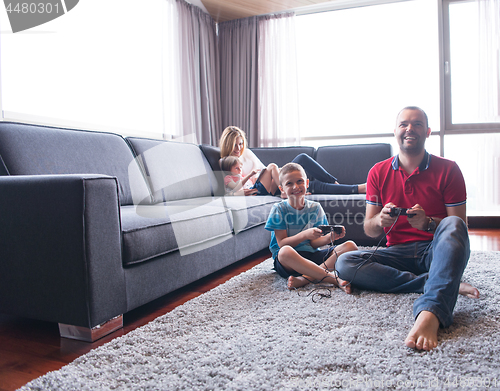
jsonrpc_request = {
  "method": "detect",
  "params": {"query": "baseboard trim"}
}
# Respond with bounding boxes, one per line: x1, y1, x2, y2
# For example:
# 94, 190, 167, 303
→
468, 216, 500, 229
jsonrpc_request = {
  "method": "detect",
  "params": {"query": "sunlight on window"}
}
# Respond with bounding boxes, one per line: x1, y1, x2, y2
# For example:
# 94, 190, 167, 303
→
445, 134, 500, 215
449, 1, 480, 124
296, 0, 439, 141
0, 0, 164, 137
449, 1, 500, 124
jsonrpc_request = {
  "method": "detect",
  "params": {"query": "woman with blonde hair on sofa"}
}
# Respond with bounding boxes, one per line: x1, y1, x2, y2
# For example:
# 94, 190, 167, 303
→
219, 126, 366, 196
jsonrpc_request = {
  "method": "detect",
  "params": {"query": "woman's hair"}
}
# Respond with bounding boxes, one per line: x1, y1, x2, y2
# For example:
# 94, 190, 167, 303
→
219, 126, 246, 158
219, 156, 240, 174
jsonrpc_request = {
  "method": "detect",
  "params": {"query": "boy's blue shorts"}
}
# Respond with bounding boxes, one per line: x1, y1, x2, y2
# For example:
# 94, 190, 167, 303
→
273, 248, 335, 279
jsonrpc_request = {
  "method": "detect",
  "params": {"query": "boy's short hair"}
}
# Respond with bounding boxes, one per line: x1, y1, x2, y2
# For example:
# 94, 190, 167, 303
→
279, 163, 307, 185
219, 156, 240, 173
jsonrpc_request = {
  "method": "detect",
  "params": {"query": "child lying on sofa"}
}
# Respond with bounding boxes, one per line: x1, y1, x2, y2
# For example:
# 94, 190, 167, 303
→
265, 162, 358, 290
220, 156, 259, 196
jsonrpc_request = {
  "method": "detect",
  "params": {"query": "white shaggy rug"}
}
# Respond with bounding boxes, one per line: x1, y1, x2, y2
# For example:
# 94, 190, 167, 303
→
20, 251, 500, 391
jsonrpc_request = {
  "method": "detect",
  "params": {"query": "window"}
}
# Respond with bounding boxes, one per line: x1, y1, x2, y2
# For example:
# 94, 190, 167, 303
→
443, 0, 500, 128
295, 0, 499, 215
296, 0, 440, 150
0, 0, 165, 138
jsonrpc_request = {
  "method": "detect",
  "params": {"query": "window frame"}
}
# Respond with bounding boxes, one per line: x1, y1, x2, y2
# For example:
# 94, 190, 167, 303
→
440, 0, 500, 139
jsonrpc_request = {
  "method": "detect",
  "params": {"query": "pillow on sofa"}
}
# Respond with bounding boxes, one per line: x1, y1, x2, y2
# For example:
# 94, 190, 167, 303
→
315, 143, 392, 185
199, 144, 225, 196
128, 138, 218, 203
252, 146, 315, 167
0, 122, 151, 206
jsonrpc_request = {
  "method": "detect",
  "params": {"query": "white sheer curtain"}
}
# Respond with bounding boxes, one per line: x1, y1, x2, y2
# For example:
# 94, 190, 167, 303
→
258, 13, 301, 147
163, 0, 221, 144
218, 12, 300, 148
477, 0, 500, 121
476, 0, 500, 212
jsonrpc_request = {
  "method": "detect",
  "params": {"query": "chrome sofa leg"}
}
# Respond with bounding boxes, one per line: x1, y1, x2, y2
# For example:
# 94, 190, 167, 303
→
58, 315, 123, 342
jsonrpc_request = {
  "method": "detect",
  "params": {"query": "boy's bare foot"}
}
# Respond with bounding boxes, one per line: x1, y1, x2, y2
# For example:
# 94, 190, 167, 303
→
405, 310, 440, 351
287, 275, 309, 289
459, 282, 480, 299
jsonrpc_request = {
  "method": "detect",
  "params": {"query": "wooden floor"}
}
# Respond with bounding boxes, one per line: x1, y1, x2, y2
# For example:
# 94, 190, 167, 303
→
1, 229, 499, 391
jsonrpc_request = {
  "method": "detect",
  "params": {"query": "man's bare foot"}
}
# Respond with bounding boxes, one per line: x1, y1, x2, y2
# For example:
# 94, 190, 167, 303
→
287, 275, 309, 289
459, 282, 480, 299
405, 310, 440, 351
329, 275, 352, 294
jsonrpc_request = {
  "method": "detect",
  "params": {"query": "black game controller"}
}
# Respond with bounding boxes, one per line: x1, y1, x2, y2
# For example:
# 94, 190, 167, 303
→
389, 207, 416, 218
318, 225, 344, 235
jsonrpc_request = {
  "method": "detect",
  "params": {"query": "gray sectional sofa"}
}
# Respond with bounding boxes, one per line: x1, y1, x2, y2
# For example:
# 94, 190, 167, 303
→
0, 122, 391, 341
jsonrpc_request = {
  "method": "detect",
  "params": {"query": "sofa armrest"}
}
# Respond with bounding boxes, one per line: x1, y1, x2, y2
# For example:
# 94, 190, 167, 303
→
0, 174, 127, 328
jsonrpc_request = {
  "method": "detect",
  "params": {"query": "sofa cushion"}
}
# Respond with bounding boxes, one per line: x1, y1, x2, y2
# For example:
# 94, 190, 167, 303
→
0, 122, 151, 206
121, 197, 235, 265
222, 195, 278, 234
251, 146, 315, 167
315, 143, 392, 185
199, 144, 224, 196
127, 138, 217, 203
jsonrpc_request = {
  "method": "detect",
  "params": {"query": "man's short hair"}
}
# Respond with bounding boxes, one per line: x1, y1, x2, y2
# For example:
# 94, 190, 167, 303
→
279, 162, 307, 185
397, 106, 429, 128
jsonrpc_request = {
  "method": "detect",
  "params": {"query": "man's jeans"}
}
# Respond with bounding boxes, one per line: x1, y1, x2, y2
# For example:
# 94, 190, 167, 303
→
336, 216, 470, 327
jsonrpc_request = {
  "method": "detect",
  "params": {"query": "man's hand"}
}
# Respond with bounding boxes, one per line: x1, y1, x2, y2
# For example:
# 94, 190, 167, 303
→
406, 204, 430, 231
379, 203, 398, 227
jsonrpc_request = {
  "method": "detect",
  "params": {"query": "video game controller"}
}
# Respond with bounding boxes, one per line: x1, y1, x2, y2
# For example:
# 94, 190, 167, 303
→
389, 207, 416, 217
318, 225, 344, 235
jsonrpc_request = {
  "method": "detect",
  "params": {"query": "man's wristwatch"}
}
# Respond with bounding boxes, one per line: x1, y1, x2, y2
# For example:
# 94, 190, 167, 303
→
426, 217, 437, 233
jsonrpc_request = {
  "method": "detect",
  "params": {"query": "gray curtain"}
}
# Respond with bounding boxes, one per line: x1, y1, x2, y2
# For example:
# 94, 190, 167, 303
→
173, 0, 222, 145
218, 17, 260, 148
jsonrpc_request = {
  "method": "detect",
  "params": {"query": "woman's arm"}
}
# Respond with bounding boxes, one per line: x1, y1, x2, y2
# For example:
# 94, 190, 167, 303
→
240, 149, 265, 175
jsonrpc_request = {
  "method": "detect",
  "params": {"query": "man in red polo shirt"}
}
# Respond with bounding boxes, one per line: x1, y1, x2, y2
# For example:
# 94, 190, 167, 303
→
336, 106, 479, 351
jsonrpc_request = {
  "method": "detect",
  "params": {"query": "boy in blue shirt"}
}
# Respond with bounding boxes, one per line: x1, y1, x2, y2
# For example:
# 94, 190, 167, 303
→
265, 163, 357, 291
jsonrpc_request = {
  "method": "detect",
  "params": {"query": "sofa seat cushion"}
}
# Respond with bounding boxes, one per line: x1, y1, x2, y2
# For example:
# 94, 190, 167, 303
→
121, 197, 235, 265
222, 195, 278, 233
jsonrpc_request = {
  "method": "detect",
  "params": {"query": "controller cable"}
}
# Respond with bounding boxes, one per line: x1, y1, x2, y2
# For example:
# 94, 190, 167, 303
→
340, 212, 400, 288
295, 213, 401, 301
294, 228, 341, 302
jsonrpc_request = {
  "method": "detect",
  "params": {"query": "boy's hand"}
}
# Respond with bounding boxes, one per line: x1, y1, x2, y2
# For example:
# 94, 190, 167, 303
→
331, 226, 346, 240
305, 227, 324, 240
